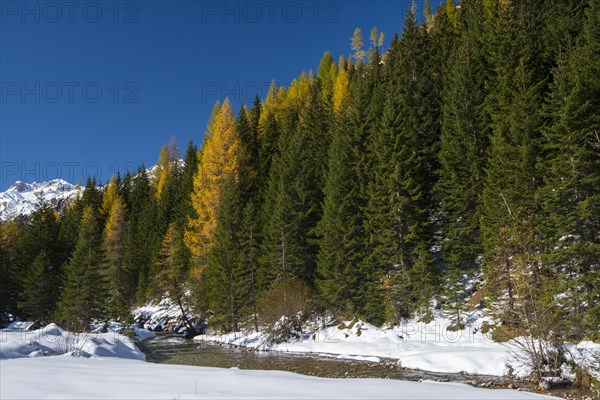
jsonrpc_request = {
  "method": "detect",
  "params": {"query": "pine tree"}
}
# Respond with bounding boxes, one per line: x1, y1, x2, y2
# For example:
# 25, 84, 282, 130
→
317, 52, 337, 111
19, 251, 57, 325
156, 222, 196, 334
174, 140, 198, 227
20, 198, 63, 318
537, 0, 600, 339
332, 65, 350, 114
186, 99, 242, 289
0, 219, 25, 327
258, 111, 280, 185
101, 176, 120, 217
481, 1, 544, 317
365, 10, 441, 320
122, 167, 160, 304
154, 145, 171, 199
238, 200, 260, 330
103, 196, 129, 320
204, 180, 242, 331
351, 28, 366, 63
260, 84, 327, 289
316, 107, 358, 312
55, 206, 107, 331
436, 0, 490, 322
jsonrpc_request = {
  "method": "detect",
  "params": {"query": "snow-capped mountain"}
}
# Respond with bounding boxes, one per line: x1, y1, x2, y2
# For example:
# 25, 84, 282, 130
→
0, 179, 83, 221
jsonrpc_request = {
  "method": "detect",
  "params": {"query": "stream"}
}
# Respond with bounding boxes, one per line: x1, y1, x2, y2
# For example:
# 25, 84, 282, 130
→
138, 334, 597, 398
138, 333, 522, 388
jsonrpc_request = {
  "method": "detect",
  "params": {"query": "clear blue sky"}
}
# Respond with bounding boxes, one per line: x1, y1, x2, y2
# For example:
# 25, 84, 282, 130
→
1, 0, 436, 190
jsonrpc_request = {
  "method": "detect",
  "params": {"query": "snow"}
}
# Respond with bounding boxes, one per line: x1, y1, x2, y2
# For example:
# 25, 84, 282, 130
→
134, 293, 199, 334
0, 356, 560, 399
195, 311, 600, 379
90, 321, 157, 342
565, 341, 600, 380
0, 323, 145, 360
3, 321, 35, 331
195, 313, 517, 376
0, 179, 82, 221
0, 322, 561, 399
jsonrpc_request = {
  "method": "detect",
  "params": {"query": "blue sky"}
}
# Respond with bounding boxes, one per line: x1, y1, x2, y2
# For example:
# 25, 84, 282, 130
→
0, 0, 436, 190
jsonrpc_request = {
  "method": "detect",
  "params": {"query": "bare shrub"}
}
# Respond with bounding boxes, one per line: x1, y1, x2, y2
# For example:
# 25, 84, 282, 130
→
257, 279, 313, 344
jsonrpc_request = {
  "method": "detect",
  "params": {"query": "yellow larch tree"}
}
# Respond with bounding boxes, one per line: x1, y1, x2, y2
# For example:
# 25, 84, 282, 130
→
258, 82, 288, 130
332, 67, 351, 113
101, 176, 119, 216
185, 98, 241, 279
154, 145, 171, 199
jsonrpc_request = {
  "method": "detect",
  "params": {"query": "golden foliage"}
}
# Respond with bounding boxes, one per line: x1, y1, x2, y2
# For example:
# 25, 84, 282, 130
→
185, 98, 241, 270
154, 145, 171, 199
333, 68, 351, 113
101, 176, 119, 216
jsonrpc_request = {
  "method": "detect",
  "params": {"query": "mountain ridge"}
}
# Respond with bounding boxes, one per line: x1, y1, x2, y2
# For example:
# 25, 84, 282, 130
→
0, 179, 83, 221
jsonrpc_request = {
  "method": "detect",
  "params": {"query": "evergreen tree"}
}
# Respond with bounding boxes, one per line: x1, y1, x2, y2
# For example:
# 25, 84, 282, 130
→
260, 84, 327, 288
258, 111, 280, 185
173, 140, 198, 227
103, 197, 130, 320
19, 251, 56, 325
537, 0, 600, 338
156, 222, 196, 334
123, 167, 159, 304
316, 107, 359, 312
365, 10, 441, 320
436, 0, 490, 322
481, 1, 544, 317
0, 219, 25, 327
154, 144, 171, 199
55, 206, 107, 331
185, 99, 242, 283
204, 180, 243, 331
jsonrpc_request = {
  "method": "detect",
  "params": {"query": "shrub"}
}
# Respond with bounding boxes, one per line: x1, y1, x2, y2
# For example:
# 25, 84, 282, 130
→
257, 279, 313, 343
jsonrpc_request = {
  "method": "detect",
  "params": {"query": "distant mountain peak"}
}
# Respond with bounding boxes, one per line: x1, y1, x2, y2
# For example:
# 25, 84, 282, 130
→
0, 179, 83, 221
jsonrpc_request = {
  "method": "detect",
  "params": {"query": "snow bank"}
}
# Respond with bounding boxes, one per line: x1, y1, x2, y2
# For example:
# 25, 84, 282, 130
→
196, 313, 516, 376
0, 356, 560, 399
565, 341, 600, 380
0, 323, 145, 361
3, 321, 35, 331
91, 321, 156, 342
195, 312, 600, 378
134, 295, 200, 334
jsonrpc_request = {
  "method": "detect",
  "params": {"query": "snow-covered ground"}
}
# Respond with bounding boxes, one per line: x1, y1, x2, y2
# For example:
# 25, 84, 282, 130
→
195, 312, 600, 379
134, 294, 200, 334
0, 322, 561, 399
0, 323, 145, 360
1, 356, 560, 399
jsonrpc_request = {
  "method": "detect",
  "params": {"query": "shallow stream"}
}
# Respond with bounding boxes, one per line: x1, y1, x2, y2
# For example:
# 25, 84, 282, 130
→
139, 334, 518, 386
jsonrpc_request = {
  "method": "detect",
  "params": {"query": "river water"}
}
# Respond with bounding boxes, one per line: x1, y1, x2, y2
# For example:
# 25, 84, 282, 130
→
139, 334, 598, 398
138, 333, 519, 387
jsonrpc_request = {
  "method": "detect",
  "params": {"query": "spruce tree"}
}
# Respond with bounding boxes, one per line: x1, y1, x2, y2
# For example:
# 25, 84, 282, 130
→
103, 197, 130, 320
481, 1, 544, 318
55, 206, 107, 331
204, 180, 242, 331
19, 251, 56, 325
0, 219, 25, 327
156, 222, 196, 334
436, 0, 490, 322
365, 10, 441, 320
537, 0, 600, 338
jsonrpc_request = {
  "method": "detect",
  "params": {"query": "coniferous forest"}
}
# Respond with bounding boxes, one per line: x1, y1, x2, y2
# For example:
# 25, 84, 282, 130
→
1, 0, 598, 356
